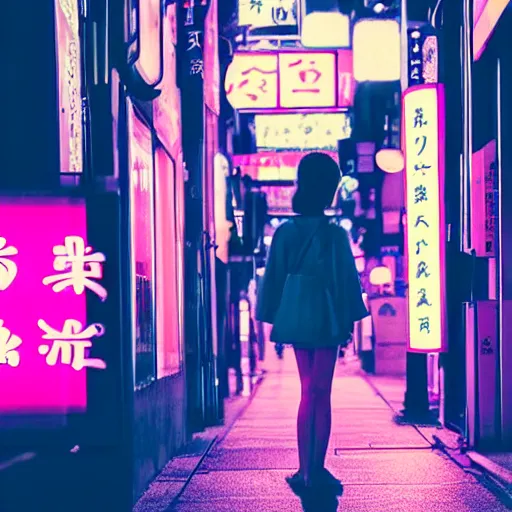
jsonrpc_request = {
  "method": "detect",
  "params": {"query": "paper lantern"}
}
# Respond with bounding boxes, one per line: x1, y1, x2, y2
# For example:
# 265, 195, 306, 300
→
376, 148, 405, 173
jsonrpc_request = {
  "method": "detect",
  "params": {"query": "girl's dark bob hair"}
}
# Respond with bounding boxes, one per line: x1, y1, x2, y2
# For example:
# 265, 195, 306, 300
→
292, 152, 341, 215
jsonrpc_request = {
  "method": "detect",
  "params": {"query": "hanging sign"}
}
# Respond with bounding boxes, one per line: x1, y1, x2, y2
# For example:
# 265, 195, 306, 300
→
238, 0, 298, 30
403, 83, 447, 353
232, 151, 338, 180
55, 0, 83, 173
407, 29, 423, 86
225, 50, 354, 112
204, 0, 221, 114
0, 197, 107, 415
471, 139, 497, 257
255, 113, 351, 151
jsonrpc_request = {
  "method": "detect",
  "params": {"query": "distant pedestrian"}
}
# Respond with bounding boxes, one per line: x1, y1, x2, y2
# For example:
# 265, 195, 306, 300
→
256, 152, 369, 492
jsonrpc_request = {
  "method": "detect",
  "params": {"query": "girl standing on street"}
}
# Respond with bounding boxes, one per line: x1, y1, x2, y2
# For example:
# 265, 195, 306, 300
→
256, 152, 368, 492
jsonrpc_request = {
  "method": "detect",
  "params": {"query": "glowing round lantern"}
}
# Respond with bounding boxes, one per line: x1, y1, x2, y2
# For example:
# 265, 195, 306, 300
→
375, 148, 404, 173
369, 265, 392, 286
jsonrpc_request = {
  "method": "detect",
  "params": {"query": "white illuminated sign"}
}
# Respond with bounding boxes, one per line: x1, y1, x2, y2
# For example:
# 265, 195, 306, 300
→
279, 52, 336, 108
225, 53, 279, 110
225, 50, 354, 111
255, 113, 351, 151
301, 11, 350, 48
353, 19, 400, 82
404, 84, 446, 353
238, 0, 298, 29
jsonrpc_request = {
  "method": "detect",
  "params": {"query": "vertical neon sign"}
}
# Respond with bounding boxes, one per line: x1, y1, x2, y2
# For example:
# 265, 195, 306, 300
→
55, 0, 83, 173
403, 84, 447, 353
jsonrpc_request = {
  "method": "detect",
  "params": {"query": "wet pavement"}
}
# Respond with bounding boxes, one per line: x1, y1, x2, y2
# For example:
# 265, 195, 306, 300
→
151, 346, 511, 512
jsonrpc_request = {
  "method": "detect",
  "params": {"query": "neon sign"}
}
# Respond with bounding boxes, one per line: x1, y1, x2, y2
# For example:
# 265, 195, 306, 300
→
55, 0, 83, 173
0, 198, 107, 415
225, 50, 354, 112
403, 84, 447, 353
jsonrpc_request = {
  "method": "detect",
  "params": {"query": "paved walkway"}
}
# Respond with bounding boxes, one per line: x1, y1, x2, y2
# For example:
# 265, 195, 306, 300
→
170, 346, 510, 512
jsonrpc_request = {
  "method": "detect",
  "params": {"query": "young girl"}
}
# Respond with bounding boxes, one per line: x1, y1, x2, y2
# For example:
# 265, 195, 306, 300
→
256, 152, 368, 491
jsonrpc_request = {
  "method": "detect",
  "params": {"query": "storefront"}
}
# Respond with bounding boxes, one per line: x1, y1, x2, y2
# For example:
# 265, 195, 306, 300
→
454, 0, 512, 449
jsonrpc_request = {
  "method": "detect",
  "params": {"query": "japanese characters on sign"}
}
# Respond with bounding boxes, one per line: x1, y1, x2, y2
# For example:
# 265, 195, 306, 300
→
279, 53, 336, 108
254, 113, 351, 151
225, 53, 279, 110
224, 50, 354, 112
407, 29, 423, 87
0, 198, 107, 414
238, 0, 298, 30
403, 84, 446, 352
471, 139, 497, 256
55, 0, 83, 173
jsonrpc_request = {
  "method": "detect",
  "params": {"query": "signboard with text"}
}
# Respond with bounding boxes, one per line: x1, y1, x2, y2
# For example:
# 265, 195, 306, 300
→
403, 84, 447, 353
238, 0, 299, 30
232, 151, 338, 180
0, 197, 107, 415
225, 50, 354, 112
255, 113, 351, 151
471, 139, 497, 257
55, 0, 83, 173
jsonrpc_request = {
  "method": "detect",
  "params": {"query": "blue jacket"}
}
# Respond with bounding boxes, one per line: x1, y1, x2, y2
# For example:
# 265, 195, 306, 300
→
256, 216, 369, 340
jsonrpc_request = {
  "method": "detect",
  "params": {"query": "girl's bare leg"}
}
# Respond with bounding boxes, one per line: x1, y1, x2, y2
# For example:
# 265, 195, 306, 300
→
293, 347, 314, 484
310, 347, 338, 476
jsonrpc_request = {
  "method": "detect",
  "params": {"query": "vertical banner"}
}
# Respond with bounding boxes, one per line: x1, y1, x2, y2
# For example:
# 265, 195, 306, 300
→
403, 84, 447, 353
55, 0, 83, 173
204, 0, 220, 115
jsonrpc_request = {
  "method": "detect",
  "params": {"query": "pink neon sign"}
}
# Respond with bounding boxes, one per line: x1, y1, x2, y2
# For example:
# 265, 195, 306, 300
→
0, 198, 107, 414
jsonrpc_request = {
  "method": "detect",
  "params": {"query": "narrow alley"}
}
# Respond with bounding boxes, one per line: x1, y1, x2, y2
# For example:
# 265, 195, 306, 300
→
136, 348, 511, 512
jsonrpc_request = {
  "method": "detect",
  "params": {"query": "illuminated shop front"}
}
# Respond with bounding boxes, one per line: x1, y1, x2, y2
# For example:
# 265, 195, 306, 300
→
463, 0, 512, 449
443, 0, 512, 447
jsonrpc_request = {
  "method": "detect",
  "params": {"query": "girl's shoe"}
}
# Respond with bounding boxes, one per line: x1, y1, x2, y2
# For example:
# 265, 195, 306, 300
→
285, 471, 313, 493
314, 468, 343, 494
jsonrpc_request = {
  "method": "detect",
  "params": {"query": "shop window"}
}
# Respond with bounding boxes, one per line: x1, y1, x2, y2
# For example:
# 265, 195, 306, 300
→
127, 101, 157, 388
155, 147, 182, 377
